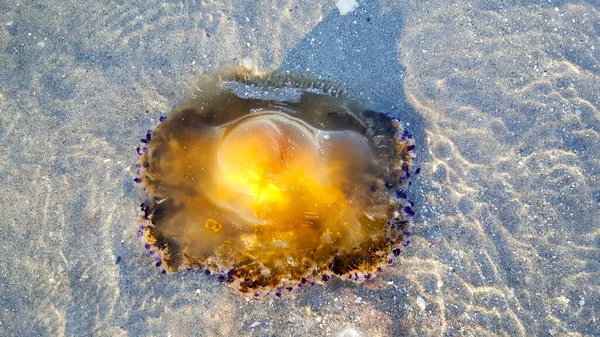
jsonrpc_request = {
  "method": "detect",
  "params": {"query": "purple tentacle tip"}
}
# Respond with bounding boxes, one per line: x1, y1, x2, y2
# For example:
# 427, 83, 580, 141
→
415, 167, 421, 175
393, 247, 401, 256
322, 274, 330, 282
407, 145, 415, 151
159, 116, 167, 122
134, 177, 142, 183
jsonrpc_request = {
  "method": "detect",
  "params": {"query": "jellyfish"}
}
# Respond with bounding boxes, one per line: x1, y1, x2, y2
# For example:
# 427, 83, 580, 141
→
135, 65, 416, 295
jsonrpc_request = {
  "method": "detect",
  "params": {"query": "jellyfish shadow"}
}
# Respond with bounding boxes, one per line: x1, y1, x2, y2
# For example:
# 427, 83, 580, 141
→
279, 2, 422, 129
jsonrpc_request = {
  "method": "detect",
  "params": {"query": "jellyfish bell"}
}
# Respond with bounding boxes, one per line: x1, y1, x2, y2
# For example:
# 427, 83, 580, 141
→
136, 65, 416, 295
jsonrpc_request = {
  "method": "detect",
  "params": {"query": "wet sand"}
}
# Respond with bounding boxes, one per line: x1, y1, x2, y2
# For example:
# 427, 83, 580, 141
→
0, 1, 598, 336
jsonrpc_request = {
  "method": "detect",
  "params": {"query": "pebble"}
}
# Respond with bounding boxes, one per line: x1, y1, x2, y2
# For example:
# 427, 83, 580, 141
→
336, 0, 359, 15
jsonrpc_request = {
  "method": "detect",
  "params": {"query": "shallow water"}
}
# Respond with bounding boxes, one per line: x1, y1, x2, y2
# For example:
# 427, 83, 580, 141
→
1, 1, 598, 336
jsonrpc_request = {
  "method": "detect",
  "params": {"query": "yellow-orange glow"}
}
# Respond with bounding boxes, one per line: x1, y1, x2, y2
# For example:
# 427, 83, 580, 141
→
138, 66, 415, 295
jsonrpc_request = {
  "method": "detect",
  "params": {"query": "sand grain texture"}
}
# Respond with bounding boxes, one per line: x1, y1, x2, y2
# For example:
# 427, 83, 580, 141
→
0, 1, 598, 336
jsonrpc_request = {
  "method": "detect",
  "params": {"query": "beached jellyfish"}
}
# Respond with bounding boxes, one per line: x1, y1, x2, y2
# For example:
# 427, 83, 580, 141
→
135, 64, 416, 295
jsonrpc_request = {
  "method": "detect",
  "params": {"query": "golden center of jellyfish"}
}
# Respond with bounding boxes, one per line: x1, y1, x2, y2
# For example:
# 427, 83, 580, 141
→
137, 66, 415, 295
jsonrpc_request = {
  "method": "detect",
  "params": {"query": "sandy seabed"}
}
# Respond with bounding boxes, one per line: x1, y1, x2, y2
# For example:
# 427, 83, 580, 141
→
0, 1, 598, 336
